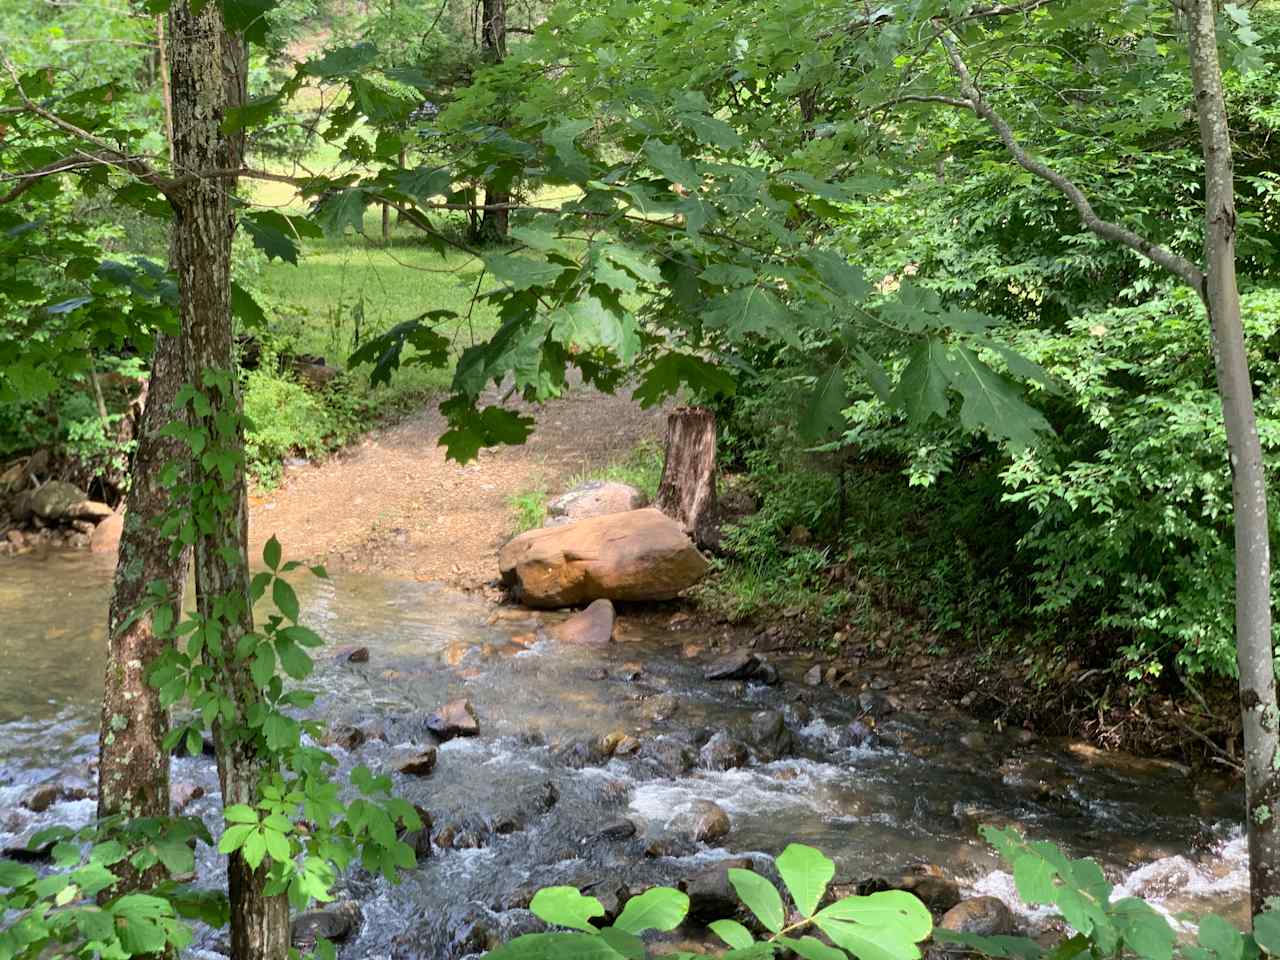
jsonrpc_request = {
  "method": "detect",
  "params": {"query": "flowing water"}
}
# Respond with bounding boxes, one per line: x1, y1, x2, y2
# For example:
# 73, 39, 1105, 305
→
0, 551, 1251, 957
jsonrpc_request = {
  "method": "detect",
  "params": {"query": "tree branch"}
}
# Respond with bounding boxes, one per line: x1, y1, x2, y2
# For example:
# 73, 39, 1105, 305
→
934, 29, 1206, 291
1, 53, 171, 198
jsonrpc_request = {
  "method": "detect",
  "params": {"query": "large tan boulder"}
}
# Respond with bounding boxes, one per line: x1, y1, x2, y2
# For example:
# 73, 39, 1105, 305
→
499, 508, 708, 608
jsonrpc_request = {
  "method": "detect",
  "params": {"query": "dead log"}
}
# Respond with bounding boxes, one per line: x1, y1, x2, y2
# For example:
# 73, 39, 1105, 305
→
655, 405, 718, 549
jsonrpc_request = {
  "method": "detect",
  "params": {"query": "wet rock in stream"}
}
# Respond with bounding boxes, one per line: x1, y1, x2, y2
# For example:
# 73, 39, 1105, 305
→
19, 783, 59, 813
550, 598, 616, 645
292, 900, 364, 948
640, 736, 696, 777
703, 650, 759, 681
939, 896, 1015, 936
746, 709, 795, 761
393, 746, 438, 776
427, 698, 480, 740
699, 731, 749, 771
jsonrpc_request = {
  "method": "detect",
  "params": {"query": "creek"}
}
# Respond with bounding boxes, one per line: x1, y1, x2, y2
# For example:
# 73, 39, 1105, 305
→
0, 550, 1251, 958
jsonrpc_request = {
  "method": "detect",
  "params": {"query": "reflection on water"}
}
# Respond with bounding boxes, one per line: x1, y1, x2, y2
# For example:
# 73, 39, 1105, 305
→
0, 551, 1251, 957
0, 550, 113, 724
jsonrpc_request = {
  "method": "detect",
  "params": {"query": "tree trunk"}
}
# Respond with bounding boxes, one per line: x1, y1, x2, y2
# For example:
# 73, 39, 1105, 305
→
1184, 0, 1279, 913
96, 331, 190, 890
168, 2, 289, 957
656, 405, 718, 548
475, 0, 509, 243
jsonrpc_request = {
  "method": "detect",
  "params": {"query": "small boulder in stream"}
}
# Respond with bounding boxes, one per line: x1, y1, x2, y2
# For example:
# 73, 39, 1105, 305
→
640, 736, 696, 777
333, 645, 369, 664
939, 896, 1015, 936
746, 709, 795, 761
393, 746, 438, 776
700, 731, 749, 771
427, 699, 479, 740
20, 783, 59, 813
291, 900, 363, 948
703, 650, 759, 681
550, 598, 615, 645
688, 799, 731, 844
499, 508, 708, 607
593, 819, 638, 842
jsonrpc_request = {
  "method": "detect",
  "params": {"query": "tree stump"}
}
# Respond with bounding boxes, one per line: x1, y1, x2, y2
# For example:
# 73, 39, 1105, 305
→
656, 406, 718, 549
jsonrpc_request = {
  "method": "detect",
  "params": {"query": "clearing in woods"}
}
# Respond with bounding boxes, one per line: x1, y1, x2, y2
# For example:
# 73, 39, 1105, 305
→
246, 386, 667, 587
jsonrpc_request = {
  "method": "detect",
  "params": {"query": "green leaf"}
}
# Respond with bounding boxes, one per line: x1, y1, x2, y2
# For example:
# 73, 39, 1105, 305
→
484, 932, 621, 960
728, 867, 785, 933
776, 843, 836, 917
528, 887, 605, 932
485, 253, 568, 292
710, 919, 755, 949
934, 932, 1044, 960
272, 577, 300, 622
891, 339, 952, 422
818, 891, 933, 942
225, 804, 259, 825
544, 120, 593, 182
948, 346, 1052, 447
1200, 915, 1246, 960
217, 824, 255, 855
304, 42, 379, 78
0, 860, 36, 888
1253, 912, 1280, 955
635, 352, 737, 408
644, 141, 700, 190
813, 917, 921, 960
251, 644, 276, 688
275, 638, 311, 680
1111, 898, 1173, 960
599, 927, 646, 960
801, 367, 848, 443
240, 828, 267, 870
705, 286, 793, 342
780, 936, 849, 960
314, 189, 368, 236
613, 887, 690, 934
263, 535, 281, 570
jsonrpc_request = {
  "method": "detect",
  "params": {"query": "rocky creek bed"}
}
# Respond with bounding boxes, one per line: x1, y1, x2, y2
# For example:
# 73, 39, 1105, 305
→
0, 550, 1252, 959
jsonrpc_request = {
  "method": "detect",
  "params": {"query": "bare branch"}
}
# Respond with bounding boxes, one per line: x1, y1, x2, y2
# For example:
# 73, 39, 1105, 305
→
934, 29, 1206, 291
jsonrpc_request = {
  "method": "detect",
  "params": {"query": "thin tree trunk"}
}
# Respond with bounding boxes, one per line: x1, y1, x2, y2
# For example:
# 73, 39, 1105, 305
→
656, 405, 718, 548
940, 6, 1278, 910
157, 15, 174, 163
1184, 0, 1279, 912
96, 332, 190, 888
168, 2, 288, 956
475, 0, 509, 243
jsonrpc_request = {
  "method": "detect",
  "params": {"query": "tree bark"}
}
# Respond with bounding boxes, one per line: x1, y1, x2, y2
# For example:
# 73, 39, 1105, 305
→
474, 0, 509, 243
96, 331, 190, 889
1183, 0, 1279, 913
168, 1, 289, 956
656, 405, 718, 548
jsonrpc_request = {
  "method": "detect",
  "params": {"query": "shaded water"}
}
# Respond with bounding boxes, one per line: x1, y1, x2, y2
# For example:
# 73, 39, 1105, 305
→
0, 552, 1250, 957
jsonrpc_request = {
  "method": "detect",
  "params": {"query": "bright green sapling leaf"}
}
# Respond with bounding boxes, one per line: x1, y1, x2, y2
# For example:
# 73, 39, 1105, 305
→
727, 867, 785, 933
529, 887, 606, 933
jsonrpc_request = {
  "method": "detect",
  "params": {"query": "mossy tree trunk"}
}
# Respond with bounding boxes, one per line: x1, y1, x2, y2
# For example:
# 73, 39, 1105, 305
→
96, 331, 190, 890
169, 1, 289, 955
